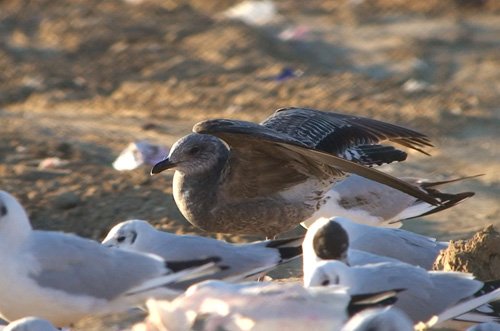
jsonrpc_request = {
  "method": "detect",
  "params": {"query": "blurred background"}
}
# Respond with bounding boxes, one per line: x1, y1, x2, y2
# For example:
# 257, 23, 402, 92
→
0, 1, 499, 245
0, 0, 499, 329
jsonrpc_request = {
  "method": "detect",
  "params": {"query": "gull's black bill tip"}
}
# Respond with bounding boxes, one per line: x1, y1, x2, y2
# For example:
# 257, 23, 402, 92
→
151, 158, 175, 175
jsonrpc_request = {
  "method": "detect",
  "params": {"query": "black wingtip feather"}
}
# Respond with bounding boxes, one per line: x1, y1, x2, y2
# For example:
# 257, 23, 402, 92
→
165, 256, 221, 272
342, 144, 408, 167
419, 174, 485, 188
348, 289, 404, 316
265, 236, 304, 248
404, 191, 475, 220
277, 246, 303, 260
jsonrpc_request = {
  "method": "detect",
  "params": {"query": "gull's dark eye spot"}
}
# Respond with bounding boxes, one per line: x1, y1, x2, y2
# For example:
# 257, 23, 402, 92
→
0, 205, 7, 216
117, 236, 126, 243
188, 146, 201, 155
321, 279, 330, 286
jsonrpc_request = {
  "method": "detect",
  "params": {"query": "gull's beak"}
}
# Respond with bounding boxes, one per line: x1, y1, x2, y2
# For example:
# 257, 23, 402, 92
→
151, 157, 176, 175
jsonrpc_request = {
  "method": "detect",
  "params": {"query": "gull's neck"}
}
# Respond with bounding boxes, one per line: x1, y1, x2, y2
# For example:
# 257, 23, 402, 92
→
172, 152, 229, 229
0, 222, 31, 252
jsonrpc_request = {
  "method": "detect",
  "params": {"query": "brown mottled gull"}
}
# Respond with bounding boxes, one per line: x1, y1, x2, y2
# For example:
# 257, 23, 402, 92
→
152, 107, 438, 237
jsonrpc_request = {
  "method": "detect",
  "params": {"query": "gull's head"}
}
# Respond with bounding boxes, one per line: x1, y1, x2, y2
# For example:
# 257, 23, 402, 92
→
151, 133, 228, 175
0, 191, 32, 241
303, 218, 350, 263
102, 219, 154, 248
307, 260, 349, 287
4, 316, 58, 331
340, 307, 414, 331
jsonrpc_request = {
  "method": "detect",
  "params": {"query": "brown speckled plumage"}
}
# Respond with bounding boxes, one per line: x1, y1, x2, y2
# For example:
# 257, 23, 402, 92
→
152, 107, 438, 237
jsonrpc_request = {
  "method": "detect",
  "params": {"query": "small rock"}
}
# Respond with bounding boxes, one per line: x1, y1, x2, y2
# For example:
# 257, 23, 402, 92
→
53, 192, 81, 210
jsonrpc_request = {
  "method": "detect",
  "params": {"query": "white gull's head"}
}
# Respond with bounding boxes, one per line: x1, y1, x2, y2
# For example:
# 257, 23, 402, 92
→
4, 316, 58, 331
102, 219, 156, 249
340, 307, 414, 331
0, 191, 32, 243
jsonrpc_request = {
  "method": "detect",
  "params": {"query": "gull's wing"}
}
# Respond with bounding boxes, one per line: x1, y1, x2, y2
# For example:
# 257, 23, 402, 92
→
28, 232, 215, 301
262, 107, 433, 159
335, 217, 447, 270
129, 232, 303, 281
193, 119, 440, 205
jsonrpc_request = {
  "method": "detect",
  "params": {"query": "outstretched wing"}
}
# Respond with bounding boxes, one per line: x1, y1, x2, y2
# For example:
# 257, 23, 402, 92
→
262, 107, 433, 164
193, 119, 440, 205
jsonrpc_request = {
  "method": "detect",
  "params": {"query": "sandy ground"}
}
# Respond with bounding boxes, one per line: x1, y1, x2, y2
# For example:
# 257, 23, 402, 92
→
0, 0, 499, 330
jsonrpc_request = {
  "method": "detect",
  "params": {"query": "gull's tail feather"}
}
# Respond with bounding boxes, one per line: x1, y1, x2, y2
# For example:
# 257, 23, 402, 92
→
454, 280, 500, 323
125, 262, 222, 296
265, 236, 304, 261
419, 174, 484, 189
403, 191, 475, 221
165, 256, 222, 272
347, 289, 404, 316
426, 281, 500, 327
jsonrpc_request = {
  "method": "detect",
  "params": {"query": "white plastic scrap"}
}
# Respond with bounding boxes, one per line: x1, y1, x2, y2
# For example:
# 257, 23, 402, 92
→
113, 141, 168, 171
223, 0, 277, 26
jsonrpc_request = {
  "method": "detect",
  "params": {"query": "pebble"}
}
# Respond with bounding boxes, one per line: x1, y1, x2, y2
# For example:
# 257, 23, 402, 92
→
53, 192, 81, 210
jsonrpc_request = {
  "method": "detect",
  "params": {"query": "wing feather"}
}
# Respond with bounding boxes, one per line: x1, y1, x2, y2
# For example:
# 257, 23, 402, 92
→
194, 119, 440, 205
263, 108, 433, 159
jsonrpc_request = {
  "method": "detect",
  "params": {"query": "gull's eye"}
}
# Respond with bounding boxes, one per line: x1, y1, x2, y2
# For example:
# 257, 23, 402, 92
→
188, 146, 200, 155
117, 236, 126, 243
0, 205, 6, 216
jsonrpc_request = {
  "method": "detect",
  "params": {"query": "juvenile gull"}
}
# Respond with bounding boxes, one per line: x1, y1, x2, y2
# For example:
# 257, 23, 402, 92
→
303, 218, 500, 323
151, 107, 439, 237
140, 280, 400, 331
0, 191, 222, 327
103, 219, 303, 280
302, 175, 478, 228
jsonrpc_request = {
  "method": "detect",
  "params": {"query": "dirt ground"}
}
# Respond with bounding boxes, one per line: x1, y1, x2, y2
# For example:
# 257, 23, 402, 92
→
0, 0, 499, 330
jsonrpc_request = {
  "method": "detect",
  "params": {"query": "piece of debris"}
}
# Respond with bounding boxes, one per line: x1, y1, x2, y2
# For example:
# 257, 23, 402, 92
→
402, 79, 431, 93
38, 157, 69, 170
278, 25, 311, 41
222, 0, 277, 26
433, 225, 500, 281
274, 67, 304, 82
113, 141, 169, 171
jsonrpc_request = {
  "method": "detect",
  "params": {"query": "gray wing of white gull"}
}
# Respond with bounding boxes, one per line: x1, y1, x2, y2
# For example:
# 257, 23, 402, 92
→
306, 259, 434, 292
347, 248, 403, 266
334, 217, 447, 270
261, 107, 432, 163
28, 231, 221, 301
306, 259, 490, 323
303, 174, 476, 227
161, 280, 400, 331
302, 217, 500, 324
3, 317, 58, 331
467, 322, 500, 331
302, 217, 446, 270
340, 307, 414, 331
102, 220, 303, 281
194, 115, 439, 206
